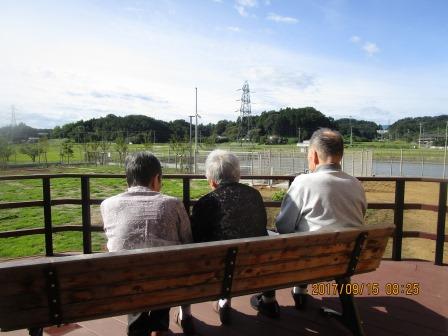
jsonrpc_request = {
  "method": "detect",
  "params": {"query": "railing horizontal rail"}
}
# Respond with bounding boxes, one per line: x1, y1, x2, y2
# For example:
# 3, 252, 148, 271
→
1, 200, 444, 212
1, 173, 446, 182
0, 225, 104, 238
403, 231, 448, 242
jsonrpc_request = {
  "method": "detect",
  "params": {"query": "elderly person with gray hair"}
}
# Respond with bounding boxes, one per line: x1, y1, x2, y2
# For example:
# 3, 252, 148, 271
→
191, 149, 279, 324
264, 128, 367, 313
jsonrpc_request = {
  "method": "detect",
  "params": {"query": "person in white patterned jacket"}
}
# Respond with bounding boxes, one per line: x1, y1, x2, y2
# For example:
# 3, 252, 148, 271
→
101, 151, 196, 336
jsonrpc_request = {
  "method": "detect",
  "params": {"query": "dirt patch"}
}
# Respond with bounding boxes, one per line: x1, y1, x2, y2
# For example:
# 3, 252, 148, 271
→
256, 182, 447, 262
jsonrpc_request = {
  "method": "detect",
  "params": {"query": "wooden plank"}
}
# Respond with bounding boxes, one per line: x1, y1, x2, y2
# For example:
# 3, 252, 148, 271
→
61, 270, 222, 305
61, 282, 222, 323
232, 258, 379, 296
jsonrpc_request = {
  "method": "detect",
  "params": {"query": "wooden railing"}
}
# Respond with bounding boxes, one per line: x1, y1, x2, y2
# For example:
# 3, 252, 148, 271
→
0, 174, 446, 265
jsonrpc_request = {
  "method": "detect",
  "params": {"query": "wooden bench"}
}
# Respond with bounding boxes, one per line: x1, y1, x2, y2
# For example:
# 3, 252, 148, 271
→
0, 224, 393, 336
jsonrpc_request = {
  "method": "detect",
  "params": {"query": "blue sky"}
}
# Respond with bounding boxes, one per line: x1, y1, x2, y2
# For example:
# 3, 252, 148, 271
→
0, 0, 447, 128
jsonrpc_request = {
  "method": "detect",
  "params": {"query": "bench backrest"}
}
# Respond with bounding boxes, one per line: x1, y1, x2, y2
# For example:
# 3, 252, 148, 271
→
0, 224, 393, 331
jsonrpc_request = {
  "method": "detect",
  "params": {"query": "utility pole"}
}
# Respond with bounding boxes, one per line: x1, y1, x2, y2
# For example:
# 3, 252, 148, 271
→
298, 127, 301, 143
188, 115, 195, 172
194, 87, 198, 174
443, 121, 447, 178
418, 122, 422, 149
10, 105, 17, 142
349, 116, 353, 146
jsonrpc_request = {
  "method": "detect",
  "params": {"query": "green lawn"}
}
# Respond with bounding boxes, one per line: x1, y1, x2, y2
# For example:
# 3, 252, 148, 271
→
0, 165, 210, 258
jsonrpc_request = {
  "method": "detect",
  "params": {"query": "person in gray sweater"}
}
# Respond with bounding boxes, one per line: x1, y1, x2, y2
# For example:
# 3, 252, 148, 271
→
101, 152, 195, 336
252, 128, 366, 316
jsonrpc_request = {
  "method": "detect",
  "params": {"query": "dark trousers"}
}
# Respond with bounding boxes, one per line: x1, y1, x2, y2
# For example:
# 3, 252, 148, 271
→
127, 309, 170, 336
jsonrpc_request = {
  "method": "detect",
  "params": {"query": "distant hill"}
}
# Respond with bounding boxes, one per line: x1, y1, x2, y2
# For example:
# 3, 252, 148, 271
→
388, 115, 448, 142
0, 123, 51, 143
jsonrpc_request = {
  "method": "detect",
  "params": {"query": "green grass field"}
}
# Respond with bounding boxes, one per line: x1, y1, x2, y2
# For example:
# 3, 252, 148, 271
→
0, 165, 210, 258
6, 139, 446, 167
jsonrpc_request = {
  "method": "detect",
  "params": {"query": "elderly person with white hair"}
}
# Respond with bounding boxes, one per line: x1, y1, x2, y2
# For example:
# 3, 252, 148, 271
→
191, 150, 280, 324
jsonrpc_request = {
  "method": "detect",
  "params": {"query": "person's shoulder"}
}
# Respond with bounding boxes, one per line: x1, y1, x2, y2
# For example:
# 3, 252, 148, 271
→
337, 170, 363, 183
158, 193, 182, 205
101, 192, 126, 208
292, 173, 314, 186
238, 182, 260, 192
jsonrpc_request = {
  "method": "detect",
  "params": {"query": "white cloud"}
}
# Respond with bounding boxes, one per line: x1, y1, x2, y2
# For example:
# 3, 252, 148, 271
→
363, 42, 380, 56
236, 0, 257, 6
350, 36, 380, 56
350, 35, 361, 43
267, 13, 298, 24
226, 26, 241, 32
0, 3, 446, 128
234, 0, 257, 17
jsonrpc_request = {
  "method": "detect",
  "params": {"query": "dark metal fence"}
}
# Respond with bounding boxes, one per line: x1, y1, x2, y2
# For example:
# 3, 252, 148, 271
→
0, 174, 446, 265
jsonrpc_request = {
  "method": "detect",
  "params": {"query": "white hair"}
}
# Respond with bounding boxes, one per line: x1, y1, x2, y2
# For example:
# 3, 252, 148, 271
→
205, 150, 240, 185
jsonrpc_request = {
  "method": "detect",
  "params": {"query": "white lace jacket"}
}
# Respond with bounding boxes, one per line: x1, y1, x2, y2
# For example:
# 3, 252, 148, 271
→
100, 186, 193, 252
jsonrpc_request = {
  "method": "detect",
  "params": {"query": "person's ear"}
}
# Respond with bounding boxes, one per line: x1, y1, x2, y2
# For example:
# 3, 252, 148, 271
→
208, 180, 219, 190
151, 174, 161, 192
313, 150, 320, 165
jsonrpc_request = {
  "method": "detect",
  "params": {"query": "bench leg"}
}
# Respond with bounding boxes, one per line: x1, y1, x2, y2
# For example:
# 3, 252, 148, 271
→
28, 328, 43, 336
320, 278, 365, 336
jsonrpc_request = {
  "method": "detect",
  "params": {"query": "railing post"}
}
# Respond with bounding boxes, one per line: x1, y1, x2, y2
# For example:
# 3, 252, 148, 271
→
81, 176, 92, 254
42, 177, 53, 256
183, 177, 191, 215
392, 180, 405, 261
435, 182, 447, 265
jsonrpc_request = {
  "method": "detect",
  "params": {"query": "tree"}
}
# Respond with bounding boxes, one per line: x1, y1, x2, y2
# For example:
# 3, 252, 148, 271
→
38, 136, 49, 165
0, 137, 14, 168
20, 143, 39, 162
60, 140, 74, 164
115, 135, 128, 165
143, 131, 154, 151
99, 133, 111, 165
169, 136, 189, 171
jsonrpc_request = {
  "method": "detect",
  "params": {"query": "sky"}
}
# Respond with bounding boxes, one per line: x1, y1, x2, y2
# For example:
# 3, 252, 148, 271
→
0, 0, 447, 128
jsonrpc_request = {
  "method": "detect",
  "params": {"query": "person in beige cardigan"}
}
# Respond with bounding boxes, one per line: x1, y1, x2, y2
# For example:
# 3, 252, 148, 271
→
101, 151, 195, 336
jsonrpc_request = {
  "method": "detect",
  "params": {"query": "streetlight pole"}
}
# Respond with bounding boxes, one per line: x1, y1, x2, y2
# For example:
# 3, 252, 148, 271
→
188, 115, 195, 172
349, 116, 353, 146
419, 122, 422, 149
194, 87, 198, 174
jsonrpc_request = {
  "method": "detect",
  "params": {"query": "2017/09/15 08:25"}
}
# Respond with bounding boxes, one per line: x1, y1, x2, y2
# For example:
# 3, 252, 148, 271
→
311, 282, 420, 296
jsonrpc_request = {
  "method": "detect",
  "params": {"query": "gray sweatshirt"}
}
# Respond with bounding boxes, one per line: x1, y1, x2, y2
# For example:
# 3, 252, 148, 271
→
276, 164, 366, 233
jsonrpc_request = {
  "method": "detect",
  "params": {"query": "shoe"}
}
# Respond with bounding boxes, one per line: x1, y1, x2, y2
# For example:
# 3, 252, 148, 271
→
213, 301, 231, 325
174, 310, 196, 336
250, 294, 280, 318
291, 290, 308, 310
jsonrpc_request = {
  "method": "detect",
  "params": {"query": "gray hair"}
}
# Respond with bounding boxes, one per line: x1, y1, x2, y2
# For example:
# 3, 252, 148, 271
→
205, 150, 240, 185
309, 128, 344, 159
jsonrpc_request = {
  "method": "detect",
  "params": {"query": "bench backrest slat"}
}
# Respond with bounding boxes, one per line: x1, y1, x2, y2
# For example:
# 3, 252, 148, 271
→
0, 225, 393, 331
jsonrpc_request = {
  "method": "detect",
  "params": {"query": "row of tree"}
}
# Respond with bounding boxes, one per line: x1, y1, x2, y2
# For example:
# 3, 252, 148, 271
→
2, 108, 447, 146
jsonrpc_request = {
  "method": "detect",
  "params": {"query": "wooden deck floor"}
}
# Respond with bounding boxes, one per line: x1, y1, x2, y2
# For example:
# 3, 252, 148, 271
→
2, 260, 446, 336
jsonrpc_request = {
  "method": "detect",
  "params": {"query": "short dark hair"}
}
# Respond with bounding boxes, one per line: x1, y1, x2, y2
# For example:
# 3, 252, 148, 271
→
125, 152, 162, 187
309, 128, 344, 159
